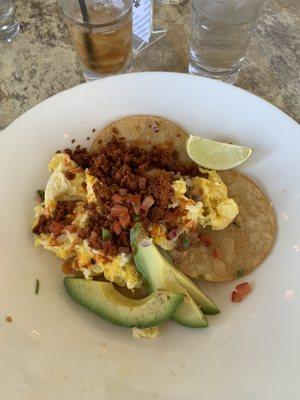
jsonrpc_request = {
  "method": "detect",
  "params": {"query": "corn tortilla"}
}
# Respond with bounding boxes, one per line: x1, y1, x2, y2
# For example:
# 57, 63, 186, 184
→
171, 170, 276, 281
92, 115, 276, 282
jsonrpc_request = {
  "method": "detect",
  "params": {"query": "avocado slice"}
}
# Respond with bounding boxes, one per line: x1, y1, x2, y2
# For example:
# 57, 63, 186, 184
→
64, 278, 183, 328
132, 224, 219, 315
158, 248, 219, 314
130, 224, 210, 328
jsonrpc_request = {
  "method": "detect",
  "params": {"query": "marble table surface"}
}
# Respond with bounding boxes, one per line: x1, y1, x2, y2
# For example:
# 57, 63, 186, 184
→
0, 0, 299, 129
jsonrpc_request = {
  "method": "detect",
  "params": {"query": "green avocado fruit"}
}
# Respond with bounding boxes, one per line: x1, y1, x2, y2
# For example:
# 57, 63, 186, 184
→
130, 224, 219, 328
158, 248, 220, 314
64, 278, 184, 328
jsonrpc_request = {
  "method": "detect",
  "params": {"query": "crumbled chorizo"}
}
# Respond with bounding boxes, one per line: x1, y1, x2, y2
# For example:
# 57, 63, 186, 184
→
46, 138, 201, 253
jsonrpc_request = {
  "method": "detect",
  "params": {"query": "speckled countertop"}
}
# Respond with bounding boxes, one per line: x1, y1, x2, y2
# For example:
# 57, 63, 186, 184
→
0, 0, 299, 129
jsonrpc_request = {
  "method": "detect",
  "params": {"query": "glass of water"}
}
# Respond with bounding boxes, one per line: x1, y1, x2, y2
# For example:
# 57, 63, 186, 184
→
189, 0, 267, 83
0, 0, 19, 42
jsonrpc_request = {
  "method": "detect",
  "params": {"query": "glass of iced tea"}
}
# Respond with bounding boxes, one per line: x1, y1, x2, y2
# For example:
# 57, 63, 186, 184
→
60, 0, 133, 80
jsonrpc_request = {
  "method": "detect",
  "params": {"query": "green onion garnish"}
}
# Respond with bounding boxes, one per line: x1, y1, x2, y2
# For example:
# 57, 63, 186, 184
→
36, 190, 45, 201
102, 228, 112, 241
35, 278, 40, 294
236, 270, 245, 279
182, 236, 190, 249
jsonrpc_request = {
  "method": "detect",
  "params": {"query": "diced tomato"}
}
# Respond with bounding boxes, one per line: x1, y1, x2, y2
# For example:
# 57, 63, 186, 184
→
127, 194, 141, 215
236, 282, 252, 296
89, 231, 99, 248
110, 205, 128, 217
112, 194, 124, 204
200, 235, 212, 247
213, 248, 221, 259
164, 210, 180, 223
138, 177, 146, 190
231, 290, 243, 303
141, 196, 155, 211
112, 221, 122, 235
65, 224, 77, 233
119, 213, 131, 229
50, 221, 64, 237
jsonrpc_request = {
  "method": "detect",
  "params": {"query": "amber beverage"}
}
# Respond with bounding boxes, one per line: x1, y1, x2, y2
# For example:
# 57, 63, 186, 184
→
60, 1, 132, 80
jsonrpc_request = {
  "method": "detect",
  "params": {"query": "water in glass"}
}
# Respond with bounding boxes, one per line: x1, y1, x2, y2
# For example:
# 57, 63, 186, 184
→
189, 0, 266, 83
0, 0, 19, 42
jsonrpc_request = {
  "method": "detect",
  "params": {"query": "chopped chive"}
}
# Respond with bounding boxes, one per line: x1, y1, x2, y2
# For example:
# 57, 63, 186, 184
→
236, 270, 245, 279
232, 220, 241, 228
182, 236, 190, 249
36, 190, 45, 201
35, 278, 40, 295
102, 228, 112, 241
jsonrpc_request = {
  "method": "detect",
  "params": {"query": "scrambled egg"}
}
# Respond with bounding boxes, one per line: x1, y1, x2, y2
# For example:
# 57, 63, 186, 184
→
45, 154, 86, 214
173, 171, 238, 230
149, 224, 175, 250
33, 154, 143, 290
73, 241, 142, 289
192, 169, 238, 230
33, 153, 238, 293
132, 326, 159, 338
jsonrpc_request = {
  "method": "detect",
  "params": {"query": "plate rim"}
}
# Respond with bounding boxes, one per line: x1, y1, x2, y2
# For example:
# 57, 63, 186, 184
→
2, 72, 299, 138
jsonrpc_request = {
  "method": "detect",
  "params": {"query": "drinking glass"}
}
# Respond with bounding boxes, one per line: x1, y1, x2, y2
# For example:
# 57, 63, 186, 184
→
189, 0, 267, 83
0, 0, 19, 42
60, 0, 133, 81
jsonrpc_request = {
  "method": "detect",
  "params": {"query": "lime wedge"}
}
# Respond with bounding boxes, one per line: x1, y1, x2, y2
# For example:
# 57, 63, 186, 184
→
186, 135, 252, 170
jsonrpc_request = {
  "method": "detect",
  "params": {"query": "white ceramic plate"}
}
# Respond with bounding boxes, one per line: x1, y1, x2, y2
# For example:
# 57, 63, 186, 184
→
1, 72, 299, 400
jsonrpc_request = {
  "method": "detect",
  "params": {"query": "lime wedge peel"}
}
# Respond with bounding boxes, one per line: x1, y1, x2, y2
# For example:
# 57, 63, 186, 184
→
186, 135, 253, 171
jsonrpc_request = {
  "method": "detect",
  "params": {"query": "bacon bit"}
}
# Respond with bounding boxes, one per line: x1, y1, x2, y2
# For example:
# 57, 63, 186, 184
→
127, 194, 141, 215
112, 221, 122, 235
236, 282, 252, 296
119, 246, 130, 253
50, 221, 64, 237
110, 205, 128, 217
164, 210, 180, 223
119, 213, 131, 229
138, 177, 146, 190
89, 231, 99, 248
112, 194, 124, 204
62, 261, 75, 275
102, 240, 112, 253
77, 228, 89, 239
141, 196, 155, 211
64, 170, 76, 180
231, 291, 243, 303
6, 316, 12, 323
200, 235, 212, 247
119, 188, 128, 196
65, 224, 77, 233
213, 248, 221, 259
